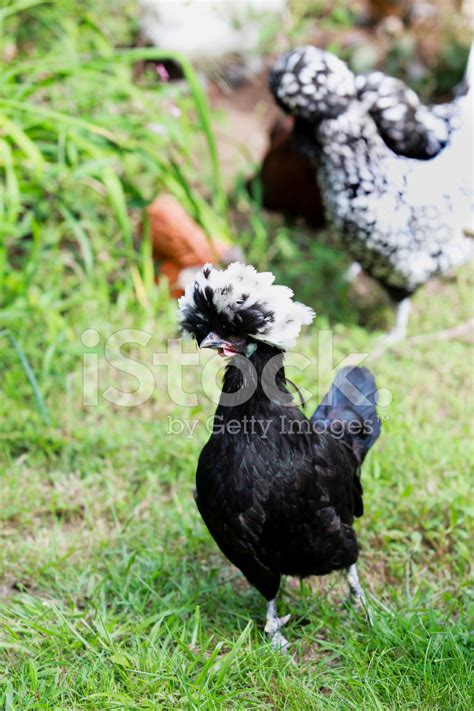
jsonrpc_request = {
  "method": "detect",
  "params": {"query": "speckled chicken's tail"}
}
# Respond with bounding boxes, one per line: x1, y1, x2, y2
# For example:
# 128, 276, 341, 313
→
311, 366, 381, 465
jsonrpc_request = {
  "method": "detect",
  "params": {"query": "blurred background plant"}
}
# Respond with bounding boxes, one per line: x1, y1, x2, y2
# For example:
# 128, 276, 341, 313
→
0, 0, 230, 316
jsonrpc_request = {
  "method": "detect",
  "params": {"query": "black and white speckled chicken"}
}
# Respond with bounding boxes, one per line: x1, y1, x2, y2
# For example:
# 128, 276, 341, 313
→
252, 68, 464, 228
270, 46, 473, 338
179, 262, 381, 649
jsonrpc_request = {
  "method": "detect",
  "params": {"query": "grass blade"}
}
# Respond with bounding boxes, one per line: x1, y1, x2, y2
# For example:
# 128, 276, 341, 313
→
0, 99, 121, 144
102, 165, 133, 251
59, 205, 94, 274
0, 115, 46, 175
0, 329, 51, 425
0, 0, 49, 21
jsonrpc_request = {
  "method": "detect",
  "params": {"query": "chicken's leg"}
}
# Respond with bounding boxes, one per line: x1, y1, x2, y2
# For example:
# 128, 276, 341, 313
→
387, 297, 412, 343
371, 296, 412, 357
347, 563, 365, 605
264, 599, 291, 650
346, 564, 372, 624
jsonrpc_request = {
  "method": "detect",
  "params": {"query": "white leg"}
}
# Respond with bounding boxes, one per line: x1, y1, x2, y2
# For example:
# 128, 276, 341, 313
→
346, 564, 372, 624
347, 564, 364, 605
386, 297, 412, 343
370, 296, 413, 359
264, 599, 291, 650
394, 297, 412, 338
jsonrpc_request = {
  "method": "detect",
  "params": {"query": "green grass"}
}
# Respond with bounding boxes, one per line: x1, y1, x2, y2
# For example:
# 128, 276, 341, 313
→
1, 2, 473, 709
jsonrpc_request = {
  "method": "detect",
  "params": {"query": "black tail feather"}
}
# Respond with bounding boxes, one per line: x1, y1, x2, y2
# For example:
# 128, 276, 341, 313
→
312, 366, 381, 464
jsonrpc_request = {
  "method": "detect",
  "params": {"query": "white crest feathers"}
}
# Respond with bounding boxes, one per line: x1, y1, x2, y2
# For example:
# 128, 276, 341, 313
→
178, 262, 315, 350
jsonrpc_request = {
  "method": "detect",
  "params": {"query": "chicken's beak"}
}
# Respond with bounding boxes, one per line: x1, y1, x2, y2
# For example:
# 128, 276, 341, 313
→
199, 332, 227, 350
199, 333, 246, 357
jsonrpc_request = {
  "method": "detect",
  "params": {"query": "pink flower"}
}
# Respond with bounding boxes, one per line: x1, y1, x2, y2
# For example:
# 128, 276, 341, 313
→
156, 63, 170, 82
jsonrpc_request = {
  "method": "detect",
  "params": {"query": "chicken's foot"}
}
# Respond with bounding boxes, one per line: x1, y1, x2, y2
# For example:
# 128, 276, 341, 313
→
265, 599, 291, 650
346, 564, 372, 625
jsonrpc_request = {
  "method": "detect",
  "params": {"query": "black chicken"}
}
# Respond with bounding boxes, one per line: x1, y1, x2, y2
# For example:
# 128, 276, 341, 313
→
179, 263, 381, 648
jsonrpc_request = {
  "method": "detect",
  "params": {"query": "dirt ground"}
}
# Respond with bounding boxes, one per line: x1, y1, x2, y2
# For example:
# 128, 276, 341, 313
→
207, 68, 280, 187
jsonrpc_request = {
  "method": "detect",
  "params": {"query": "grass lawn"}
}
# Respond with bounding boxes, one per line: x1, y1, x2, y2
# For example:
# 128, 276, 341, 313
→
1, 2, 473, 708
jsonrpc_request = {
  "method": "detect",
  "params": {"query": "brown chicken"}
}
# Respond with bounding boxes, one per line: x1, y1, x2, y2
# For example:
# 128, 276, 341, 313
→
147, 195, 242, 297
247, 117, 325, 228
365, 0, 408, 24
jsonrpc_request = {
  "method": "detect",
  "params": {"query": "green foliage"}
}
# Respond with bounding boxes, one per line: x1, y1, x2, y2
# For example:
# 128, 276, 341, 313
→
383, 35, 470, 99
431, 39, 472, 98
0, 0, 229, 313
